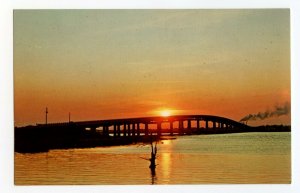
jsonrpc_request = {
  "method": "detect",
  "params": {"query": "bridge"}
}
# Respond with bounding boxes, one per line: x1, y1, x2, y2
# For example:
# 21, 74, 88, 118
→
37, 114, 248, 136
15, 115, 249, 153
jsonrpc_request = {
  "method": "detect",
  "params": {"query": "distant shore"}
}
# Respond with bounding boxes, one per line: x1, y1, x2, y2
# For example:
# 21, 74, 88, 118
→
245, 125, 291, 132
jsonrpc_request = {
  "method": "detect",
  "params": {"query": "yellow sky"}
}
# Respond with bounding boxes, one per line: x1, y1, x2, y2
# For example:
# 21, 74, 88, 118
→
14, 9, 290, 126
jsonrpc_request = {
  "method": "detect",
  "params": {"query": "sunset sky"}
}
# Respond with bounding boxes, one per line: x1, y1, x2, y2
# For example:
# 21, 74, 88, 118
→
14, 9, 290, 126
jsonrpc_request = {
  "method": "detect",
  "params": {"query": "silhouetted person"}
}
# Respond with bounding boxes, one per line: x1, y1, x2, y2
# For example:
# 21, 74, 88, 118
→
149, 139, 157, 170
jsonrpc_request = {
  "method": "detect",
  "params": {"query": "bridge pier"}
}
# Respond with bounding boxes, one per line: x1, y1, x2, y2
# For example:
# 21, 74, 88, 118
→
123, 124, 127, 137
145, 123, 149, 136
103, 125, 109, 137
157, 122, 162, 137
127, 124, 131, 136
132, 123, 136, 137
213, 121, 216, 129
197, 119, 200, 130
137, 123, 140, 137
187, 120, 191, 129
170, 121, 173, 135
187, 120, 192, 134
226, 124, 230, 129
113, 124, 117, 137
206, 120, 209, 129
117, 125, 121, 137
107, 126, 110, 136
179, 120, 184, 135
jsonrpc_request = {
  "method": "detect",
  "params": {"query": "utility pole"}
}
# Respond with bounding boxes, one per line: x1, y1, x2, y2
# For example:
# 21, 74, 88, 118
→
45, 107, 48, 125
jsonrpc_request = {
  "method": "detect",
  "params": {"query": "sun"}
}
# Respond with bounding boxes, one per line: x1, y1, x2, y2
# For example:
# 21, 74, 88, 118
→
160, 110, 171, 117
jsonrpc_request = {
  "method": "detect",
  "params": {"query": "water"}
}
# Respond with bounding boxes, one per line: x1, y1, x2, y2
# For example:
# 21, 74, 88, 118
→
15, 132, 291, 185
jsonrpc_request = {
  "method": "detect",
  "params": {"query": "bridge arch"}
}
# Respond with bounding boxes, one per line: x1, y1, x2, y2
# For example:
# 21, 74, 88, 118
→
32, 114, 249, 137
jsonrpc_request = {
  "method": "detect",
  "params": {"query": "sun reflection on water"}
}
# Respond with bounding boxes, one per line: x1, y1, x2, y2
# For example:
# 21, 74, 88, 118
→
161, 152, 171, 182
160, 139, 173, 183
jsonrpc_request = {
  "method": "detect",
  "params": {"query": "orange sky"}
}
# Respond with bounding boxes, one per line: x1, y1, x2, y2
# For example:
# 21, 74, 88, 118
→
14, 10, 290, 126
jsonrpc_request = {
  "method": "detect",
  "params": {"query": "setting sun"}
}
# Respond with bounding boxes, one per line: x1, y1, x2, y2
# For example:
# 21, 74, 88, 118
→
161, 110, 171, 117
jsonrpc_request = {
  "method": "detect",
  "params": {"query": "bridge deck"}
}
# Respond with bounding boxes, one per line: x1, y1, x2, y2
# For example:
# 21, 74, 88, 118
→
15, 115, 249, 153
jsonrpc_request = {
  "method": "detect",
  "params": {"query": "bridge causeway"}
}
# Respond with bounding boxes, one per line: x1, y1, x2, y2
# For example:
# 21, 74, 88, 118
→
15, 115, 249, 153
37, 114, 248, 136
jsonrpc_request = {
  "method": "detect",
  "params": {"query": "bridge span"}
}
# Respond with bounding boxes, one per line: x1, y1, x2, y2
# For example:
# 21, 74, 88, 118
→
37, 114, 248, 136
15, 115, 249, 153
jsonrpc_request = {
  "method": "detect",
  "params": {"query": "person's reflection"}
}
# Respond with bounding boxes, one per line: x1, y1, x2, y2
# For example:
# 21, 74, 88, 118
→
150, 167, 157, 185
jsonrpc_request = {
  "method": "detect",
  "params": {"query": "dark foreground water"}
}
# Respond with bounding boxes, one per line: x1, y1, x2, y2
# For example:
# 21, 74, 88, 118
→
15, 132, 290, 185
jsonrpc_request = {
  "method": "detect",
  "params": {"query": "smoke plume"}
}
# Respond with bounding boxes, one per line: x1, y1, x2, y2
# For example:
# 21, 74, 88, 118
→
240, 102, 290, 122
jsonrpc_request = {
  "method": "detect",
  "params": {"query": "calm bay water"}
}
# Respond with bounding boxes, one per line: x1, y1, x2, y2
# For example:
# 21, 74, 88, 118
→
15, 132, 291, 185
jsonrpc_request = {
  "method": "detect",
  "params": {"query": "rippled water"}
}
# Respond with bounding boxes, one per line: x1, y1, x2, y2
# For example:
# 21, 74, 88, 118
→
15, 132, 291, 184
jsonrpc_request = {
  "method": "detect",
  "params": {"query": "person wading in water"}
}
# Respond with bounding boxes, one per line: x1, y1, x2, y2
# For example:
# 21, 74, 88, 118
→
149, 140, 157, 170
139, 134, 158, 170
139, 134, 158, 184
